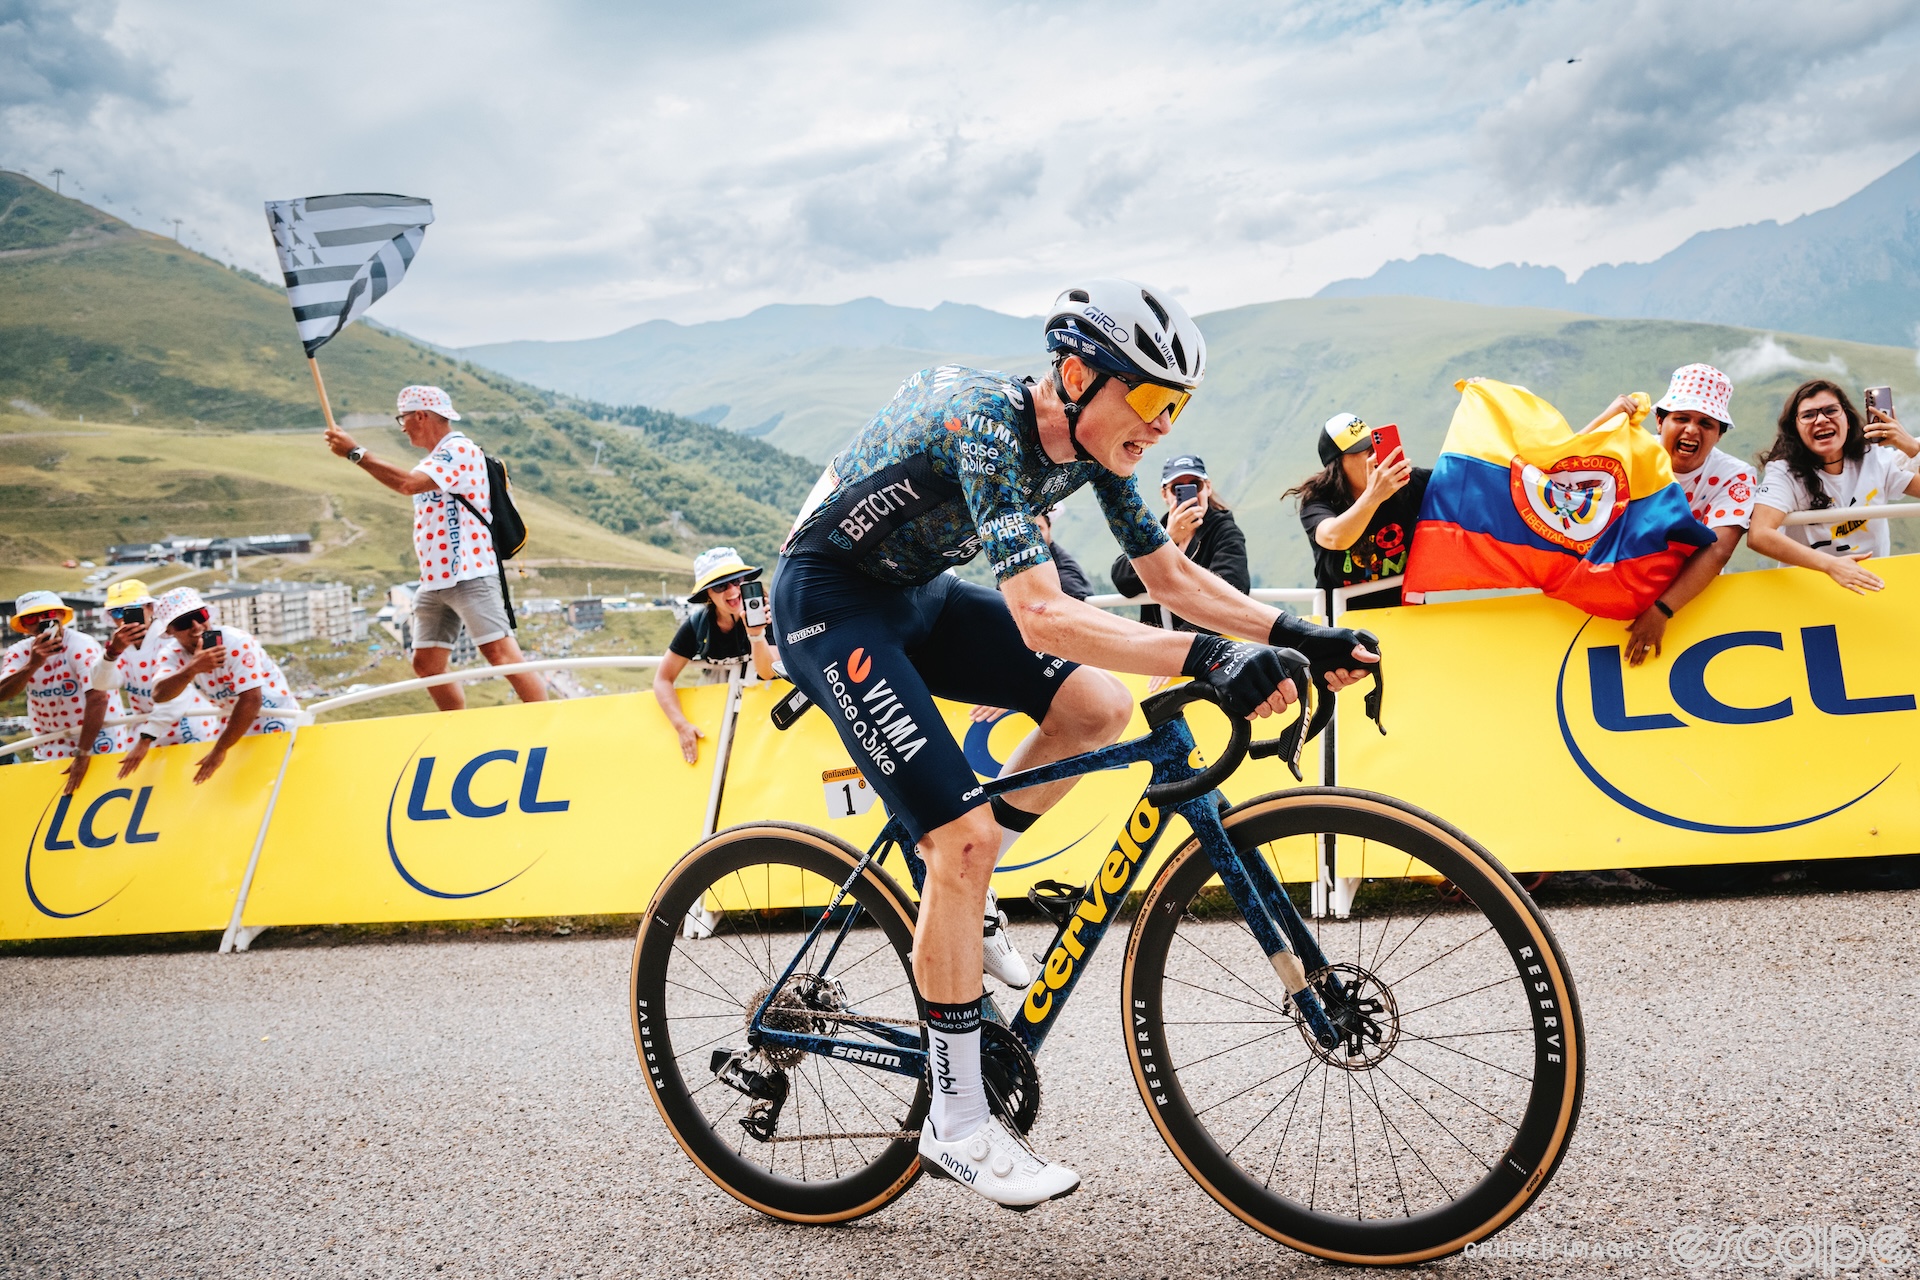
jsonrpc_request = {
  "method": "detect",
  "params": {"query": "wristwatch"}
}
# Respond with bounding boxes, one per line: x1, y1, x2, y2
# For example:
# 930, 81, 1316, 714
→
347, 446, 367, 464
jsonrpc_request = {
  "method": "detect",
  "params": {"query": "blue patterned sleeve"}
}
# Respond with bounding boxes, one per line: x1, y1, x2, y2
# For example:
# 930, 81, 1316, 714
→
946, 394, 1055, 583
1094, 469, 1172, 561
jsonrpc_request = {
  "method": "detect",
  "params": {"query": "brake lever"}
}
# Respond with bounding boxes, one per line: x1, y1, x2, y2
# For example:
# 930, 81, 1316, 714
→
1247, 629, 1387, 778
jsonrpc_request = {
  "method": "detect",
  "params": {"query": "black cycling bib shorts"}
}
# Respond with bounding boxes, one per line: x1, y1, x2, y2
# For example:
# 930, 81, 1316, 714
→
774, 555, 1076, 845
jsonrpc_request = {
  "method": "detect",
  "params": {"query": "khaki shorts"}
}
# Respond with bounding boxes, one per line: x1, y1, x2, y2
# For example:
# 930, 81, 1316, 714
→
412, 574, 510, 649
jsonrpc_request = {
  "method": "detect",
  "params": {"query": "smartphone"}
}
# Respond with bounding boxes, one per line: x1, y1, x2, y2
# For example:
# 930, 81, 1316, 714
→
1371, 423, 1404, 464
1865, 387, 1894, 420
35, 617, 60, 636
201, 629, 223, 650
740, 580, 769, 628
770, 685, 814, 730
1171, 482, 1200, 506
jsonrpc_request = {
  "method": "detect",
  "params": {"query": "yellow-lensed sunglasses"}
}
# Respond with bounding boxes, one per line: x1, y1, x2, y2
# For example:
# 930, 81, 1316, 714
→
1122, 379, 1192, 425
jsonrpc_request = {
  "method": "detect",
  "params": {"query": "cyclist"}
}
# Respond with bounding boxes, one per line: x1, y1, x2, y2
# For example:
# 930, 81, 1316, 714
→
773, 279, 1378, 1209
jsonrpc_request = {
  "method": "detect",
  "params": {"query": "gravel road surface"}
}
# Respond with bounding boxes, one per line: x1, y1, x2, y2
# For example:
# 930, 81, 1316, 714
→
3, 886, 1916, 1279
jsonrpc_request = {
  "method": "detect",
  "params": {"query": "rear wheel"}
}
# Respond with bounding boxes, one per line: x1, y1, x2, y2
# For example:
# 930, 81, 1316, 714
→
1123, 788, 1584, 1265
632, 822, 926, 1224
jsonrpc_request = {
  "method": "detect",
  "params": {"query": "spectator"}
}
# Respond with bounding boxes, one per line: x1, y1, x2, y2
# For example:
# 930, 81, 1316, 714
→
88, 579, 226, 776
1746, 379, 1920, 594
654, 548, 776, 765
1287, 414, 1428, 611
1109, 454, 1249, 630
1584, 364, 1755, 665
1032, 507, 1093, 601
0, 589, 127, 791
323, 385, 546, 709
137, 588, 302, 785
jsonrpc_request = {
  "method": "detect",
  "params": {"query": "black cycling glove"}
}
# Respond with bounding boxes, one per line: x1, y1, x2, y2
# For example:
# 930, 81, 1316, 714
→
1182, 635, 1307, 720
1266, 611, 1386, 739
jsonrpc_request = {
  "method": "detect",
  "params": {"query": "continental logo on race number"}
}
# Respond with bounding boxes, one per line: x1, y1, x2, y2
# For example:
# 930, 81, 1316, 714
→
1023, 797, 1160, 1022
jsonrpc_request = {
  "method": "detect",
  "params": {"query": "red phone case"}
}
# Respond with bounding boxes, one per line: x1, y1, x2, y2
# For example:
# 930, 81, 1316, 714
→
1371, 424, 1403, 462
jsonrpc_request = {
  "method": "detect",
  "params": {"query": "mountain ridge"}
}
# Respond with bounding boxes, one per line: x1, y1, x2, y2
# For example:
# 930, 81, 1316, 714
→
1317, 151, 1920, 347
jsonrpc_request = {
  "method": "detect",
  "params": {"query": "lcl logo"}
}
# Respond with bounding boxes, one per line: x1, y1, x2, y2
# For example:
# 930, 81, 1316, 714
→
385, 744, 572, 900
26, 787, 162, 919
1557, 623, 1906, 834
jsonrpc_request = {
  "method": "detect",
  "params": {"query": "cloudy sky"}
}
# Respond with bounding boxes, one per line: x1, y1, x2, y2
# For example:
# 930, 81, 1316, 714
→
7, 0, 1920, 345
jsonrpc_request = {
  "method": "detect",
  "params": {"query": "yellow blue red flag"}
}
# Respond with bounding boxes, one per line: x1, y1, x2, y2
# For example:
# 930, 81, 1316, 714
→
1405, 379, 1713, 619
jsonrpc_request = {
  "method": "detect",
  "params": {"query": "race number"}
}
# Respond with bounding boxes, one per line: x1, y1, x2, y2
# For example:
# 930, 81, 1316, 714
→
822, 765, 877, 819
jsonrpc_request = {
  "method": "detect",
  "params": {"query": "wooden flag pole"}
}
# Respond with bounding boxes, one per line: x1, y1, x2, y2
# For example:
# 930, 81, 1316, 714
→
308, 356, 339, 432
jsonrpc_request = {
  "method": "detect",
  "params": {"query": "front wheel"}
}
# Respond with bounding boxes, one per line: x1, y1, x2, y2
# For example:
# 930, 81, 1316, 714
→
1122, 788, 1584, 1265
632, 822, 927, 1224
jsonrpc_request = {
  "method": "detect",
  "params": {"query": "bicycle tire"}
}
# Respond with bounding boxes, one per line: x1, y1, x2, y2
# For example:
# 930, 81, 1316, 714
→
1122, 788, 1584, 1265
631, 822, 927, 1224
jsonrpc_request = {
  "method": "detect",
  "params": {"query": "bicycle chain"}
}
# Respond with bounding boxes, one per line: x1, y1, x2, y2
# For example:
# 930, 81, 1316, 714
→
764, 1129, 919, 1144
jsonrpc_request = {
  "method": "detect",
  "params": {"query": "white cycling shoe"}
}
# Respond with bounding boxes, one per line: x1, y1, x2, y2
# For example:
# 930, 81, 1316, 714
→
982, 889, 1032, 988
918, 1115, 1081, 1209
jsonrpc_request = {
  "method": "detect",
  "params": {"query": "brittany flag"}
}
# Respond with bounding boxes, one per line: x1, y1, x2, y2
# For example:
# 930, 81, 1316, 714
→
1404, 379, 1713, 620
264, 193, 432, 356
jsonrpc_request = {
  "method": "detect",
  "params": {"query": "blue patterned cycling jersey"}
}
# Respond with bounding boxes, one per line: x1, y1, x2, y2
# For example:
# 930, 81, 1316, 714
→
784, 365, 1170, 586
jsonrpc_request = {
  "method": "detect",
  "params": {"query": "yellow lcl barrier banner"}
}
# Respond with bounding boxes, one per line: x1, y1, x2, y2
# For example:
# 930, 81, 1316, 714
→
5, 559, 1914, 940
0, 733, 289, 940
1339, 557, 1920, 873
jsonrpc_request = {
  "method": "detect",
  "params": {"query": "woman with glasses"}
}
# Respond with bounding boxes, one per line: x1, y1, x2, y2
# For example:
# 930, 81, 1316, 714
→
1747, 380, 1920, 593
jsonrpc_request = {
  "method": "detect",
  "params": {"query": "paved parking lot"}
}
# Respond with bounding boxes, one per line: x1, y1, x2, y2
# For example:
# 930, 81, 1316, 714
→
2, 884, 1916, 1278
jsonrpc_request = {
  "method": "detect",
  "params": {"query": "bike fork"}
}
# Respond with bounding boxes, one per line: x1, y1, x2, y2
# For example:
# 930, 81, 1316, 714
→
1180, 795, 1341, 1049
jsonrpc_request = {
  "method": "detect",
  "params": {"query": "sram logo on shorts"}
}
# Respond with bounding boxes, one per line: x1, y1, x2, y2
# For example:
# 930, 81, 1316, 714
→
1023, 797, 1160, 1022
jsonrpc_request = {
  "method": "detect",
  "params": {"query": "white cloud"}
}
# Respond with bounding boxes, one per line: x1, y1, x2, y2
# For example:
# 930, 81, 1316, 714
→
4, 0, 1920, 344
1717, 334, 1849, 383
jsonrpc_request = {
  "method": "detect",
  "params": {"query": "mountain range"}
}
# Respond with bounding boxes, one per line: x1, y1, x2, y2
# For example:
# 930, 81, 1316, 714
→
1318, 151, 1920, 348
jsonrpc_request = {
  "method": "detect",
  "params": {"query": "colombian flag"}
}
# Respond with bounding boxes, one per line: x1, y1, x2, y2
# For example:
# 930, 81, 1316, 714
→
1405, 379, 1713, 620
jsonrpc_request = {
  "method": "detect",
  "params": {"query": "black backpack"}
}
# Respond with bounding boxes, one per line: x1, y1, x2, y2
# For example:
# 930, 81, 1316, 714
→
450, 449, 528, 629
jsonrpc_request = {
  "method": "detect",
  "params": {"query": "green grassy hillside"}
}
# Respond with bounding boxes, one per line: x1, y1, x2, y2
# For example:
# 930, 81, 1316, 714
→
0, 173, 818, 567
1048, 298, 1920, 590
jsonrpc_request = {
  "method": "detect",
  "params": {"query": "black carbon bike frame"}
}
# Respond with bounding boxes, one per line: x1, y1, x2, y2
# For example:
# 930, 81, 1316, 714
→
743, 684, 1345, 1078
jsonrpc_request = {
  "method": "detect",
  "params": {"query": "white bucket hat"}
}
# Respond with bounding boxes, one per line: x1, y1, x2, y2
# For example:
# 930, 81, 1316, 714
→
9, 589, 73, 633
142, 586, 210, 653
1655, 364, 1734, 431
396, 384, 462, 421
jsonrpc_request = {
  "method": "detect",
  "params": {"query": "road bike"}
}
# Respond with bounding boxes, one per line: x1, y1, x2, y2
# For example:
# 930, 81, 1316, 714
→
630, 682, 1584, 1265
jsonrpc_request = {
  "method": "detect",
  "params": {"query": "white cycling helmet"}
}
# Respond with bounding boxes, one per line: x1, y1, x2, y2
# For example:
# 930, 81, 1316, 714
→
1045, 278, 1206, 390
1044, 279, 1207, 461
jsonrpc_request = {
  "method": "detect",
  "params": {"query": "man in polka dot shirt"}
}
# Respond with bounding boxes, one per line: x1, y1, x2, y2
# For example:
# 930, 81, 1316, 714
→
1, 589, 129, 789
1585, 363, 1753, 666
323, 385, 545, 710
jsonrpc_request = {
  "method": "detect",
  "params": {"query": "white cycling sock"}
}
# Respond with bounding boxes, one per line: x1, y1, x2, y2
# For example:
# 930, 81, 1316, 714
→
926, 997, 987, 1142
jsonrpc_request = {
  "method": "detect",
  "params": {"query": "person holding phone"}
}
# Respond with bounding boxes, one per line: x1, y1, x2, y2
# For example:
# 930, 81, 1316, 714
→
1109, 453, 1249, 631
653, 547, 777, 765
138, 587, 302, 785
87, 579, 226, 770
1746, 380, 1920, 593
1288, 413, 1430, 610
0, 589, 127, 784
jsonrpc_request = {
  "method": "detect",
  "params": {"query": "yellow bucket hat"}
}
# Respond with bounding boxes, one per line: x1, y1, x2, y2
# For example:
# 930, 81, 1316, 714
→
105, 579, 154, 610
10, 589, 74, 633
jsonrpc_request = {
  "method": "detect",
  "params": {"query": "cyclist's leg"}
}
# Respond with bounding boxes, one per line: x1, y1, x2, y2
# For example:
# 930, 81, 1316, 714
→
911, 576, 1132, 818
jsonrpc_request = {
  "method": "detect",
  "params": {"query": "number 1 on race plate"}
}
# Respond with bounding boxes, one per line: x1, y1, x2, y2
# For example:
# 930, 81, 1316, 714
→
821, 765, 877, 819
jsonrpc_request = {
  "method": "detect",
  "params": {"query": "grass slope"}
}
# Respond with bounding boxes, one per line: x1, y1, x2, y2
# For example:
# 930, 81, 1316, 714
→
0, 174, 818, 565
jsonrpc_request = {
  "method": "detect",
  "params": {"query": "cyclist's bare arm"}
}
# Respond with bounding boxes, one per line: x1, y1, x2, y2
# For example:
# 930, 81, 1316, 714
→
1128, 545, 1377, 687
1000, 561, 1296, 716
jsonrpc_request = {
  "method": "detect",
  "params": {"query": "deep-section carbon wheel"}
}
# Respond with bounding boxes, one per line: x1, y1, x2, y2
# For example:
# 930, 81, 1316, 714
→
1122, 788, 1584, 1265
632, 822, 926, 1223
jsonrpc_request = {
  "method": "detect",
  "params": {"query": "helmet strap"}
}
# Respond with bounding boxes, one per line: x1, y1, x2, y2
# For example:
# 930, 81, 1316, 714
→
1053, 361, 1108, 464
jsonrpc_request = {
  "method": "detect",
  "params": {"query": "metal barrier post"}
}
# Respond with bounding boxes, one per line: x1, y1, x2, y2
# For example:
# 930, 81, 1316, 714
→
218, 722, 301, 953
684, 661, 746, 940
